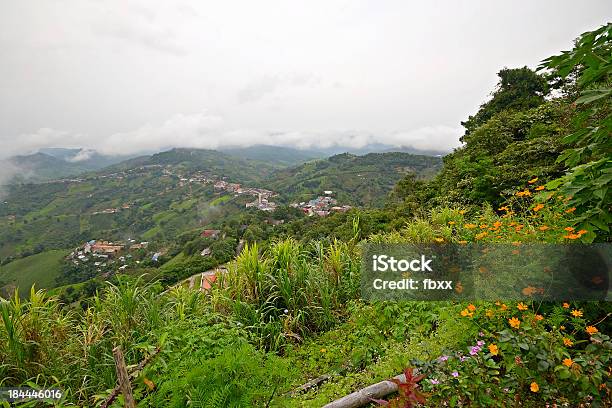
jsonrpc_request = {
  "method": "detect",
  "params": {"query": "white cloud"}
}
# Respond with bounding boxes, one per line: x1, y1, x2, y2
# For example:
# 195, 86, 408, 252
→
0, 111, 462, 158
1, 128, 83, 159
67, 149, 96, 162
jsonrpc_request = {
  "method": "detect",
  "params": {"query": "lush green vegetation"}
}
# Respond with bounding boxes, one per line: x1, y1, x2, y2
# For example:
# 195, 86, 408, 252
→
0, 250, 67, 296
268, 152, 442, 207
0, 24, 610, 407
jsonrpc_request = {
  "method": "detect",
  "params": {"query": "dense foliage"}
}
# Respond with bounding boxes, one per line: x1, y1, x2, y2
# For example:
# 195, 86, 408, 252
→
0, 23, 610, 407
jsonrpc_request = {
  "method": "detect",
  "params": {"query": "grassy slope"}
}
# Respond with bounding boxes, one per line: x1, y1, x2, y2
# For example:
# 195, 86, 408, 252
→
0, 250, 68, 293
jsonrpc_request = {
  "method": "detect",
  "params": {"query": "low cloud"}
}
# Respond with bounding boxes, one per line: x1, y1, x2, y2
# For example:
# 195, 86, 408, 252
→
3, 111, 462, 160
67, 149, 96, 162
0, 160, 19, 199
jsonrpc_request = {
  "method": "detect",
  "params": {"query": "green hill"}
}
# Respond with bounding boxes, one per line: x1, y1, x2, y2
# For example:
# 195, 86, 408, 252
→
0, 249, 67, 296
268, 152, 443, 206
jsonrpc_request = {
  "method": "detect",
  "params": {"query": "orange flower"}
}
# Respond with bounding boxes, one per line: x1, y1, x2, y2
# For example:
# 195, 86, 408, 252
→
493, 221, 502, 228
562, 302, 570, 309
577, 229, 588, 235
562, 358, 573, 367
467, 304, 476, 312
564, 226, 575, 232
522, 286, 536, 296
464, 223, 477, 229
500, 303, 508, 311
488, 344, 499, 355
535, 185, 545, 191
475, 231, 488, 239
586, 326, 599, 335
460, 309, 473, 318
538, 225, 549, 231
479, 224, 488, 229
530, 382, 539, 392
560, 325, 565, 331
534, 314, 544, 321
516, 189, 532, 197
563, 337, 573, 347
563, 233, 581, 240
565, 207, 576, 213
533, 203, 544, 212
517, 302, 529, 311
509, 317, 521, 329
571, 309, 583, 318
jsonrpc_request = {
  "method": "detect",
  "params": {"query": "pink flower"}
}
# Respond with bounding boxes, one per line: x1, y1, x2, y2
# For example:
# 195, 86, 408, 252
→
469, 346, 481, 355
477, 340, 485, 347
430, 378, 440, 385
460, 356, 469, 362
451, 371, 459, 377
438, 355, 449, 362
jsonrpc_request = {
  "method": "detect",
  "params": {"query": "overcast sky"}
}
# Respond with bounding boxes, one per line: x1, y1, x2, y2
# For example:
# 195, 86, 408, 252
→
0, 0, 609, 157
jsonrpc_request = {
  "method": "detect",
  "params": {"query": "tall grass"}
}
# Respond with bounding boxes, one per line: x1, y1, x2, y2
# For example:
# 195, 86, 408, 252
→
215, 238, 360, 351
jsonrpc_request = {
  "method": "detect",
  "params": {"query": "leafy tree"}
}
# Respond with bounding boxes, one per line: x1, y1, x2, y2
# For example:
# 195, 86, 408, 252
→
461, 67, 549, 137
540, 23, 611, 239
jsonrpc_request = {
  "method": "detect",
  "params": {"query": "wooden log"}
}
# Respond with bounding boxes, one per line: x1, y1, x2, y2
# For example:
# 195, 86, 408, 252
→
101, 347, 161, 408
289, 374, 331, 396
322, 373, 407, 408
112, 346, 136, 408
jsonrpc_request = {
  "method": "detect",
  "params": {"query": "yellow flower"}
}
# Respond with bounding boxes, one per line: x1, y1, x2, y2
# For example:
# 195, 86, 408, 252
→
517, 302, 529, 311
320, 348, 327, 353
509, 317, 521, 329
530, 382, 539, 392
464, 223, 477, 229
458, 240, 468, 245
563, 337, 573, 347
467, 304, 476, 312
433, 237, 444, 243
586, 326, 599, 335
486, 309, 494, 318
475, 231, 488, 239
458, 210, 466, 215
535, 185, 545, 191
562, 302, 570, 309
571, 309, 583, 318
448, 221, 456, 225
528, 178, 538, 184
562, 358, 573, 367
488, 344, 499, 356
560, 325, 565, 331
460, 309, 473, 318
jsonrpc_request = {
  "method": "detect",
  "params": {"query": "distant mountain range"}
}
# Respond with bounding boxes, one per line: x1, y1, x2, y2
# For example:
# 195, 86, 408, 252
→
3, 148, 136, 183
2, 144, 449, 184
